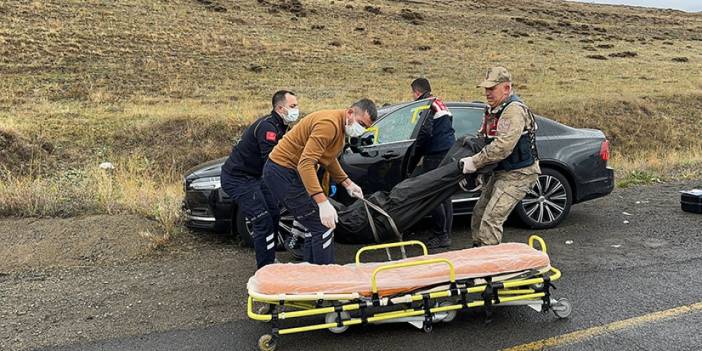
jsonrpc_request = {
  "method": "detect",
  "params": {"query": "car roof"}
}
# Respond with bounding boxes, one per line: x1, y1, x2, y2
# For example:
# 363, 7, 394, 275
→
376, 99, 574, 135
378, 100, 486, 116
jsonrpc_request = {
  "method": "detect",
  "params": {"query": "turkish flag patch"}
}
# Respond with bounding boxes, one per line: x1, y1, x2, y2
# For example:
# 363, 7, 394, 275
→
265, 131, 277, 142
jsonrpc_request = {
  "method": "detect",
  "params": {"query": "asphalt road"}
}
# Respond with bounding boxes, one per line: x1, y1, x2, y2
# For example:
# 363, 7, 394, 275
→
40, 180, 702, 351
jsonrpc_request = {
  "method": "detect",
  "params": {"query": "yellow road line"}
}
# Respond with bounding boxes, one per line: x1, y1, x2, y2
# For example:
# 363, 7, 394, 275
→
503, 301, 702, 351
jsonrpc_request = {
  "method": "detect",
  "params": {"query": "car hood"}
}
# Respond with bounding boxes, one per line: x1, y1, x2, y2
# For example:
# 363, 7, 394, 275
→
184, 157, 226, 180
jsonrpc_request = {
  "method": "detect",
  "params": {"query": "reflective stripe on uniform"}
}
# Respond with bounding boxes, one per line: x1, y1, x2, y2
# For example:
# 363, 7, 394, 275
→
322, 229, 334, 249
322, 229, 332, 240
323, 237, 333, 249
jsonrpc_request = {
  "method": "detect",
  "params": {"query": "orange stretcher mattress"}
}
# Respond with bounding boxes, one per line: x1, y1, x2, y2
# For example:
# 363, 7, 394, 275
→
249, 243, 550, 297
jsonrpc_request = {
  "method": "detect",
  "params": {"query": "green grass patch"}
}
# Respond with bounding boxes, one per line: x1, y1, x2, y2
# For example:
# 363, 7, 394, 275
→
616, 170, 663, 188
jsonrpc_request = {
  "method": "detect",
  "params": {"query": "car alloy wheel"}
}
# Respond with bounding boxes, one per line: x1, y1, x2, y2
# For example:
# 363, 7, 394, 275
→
516, 168, 572, 229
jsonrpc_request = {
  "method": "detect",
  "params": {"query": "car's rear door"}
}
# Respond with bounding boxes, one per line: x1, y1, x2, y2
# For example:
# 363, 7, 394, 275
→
340, 99, 433, 194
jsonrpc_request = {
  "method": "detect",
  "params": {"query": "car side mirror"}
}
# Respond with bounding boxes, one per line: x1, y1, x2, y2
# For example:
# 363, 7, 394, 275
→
360, 133, 374, 146
348, 133, 376, 153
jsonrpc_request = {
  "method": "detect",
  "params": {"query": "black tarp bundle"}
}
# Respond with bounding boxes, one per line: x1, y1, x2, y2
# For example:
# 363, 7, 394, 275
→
333, 137, 490, 244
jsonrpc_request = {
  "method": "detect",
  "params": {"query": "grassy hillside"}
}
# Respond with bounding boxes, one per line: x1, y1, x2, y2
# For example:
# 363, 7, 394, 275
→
1, 0, 701, 229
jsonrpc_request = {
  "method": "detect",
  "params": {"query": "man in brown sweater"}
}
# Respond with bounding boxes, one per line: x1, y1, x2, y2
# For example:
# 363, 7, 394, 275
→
263, 99, 378, 264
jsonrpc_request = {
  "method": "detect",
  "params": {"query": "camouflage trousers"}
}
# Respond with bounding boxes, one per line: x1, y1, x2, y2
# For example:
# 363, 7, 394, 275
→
470, 171, 539, 246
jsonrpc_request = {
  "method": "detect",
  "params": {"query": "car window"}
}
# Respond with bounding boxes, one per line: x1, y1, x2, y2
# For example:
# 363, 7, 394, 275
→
368, 100, 431, 144
450, 107, 484, 137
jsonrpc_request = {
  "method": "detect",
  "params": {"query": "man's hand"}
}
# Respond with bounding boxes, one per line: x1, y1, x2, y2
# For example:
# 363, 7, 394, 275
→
344, 181, 364, 199
460, 156, 477, 174
317, 200, 338, 230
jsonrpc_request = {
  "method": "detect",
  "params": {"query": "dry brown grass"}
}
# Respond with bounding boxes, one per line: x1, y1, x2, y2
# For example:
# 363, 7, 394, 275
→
1, 0, 701, 225
0, 155, 184, 240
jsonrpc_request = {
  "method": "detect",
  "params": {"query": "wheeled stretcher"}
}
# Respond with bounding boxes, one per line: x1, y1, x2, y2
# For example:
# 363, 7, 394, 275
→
247, 235, 571, 351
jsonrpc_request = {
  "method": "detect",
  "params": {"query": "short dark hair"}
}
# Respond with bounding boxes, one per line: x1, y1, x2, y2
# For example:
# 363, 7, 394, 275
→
351, 98, 378, 122
272, 90, 295, 109
410, 78, 431, 94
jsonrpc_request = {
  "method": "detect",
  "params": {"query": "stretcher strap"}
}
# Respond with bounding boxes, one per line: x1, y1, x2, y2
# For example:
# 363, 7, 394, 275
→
460, 288, 468, 309
360, 301, 369, 325
271, 305, 280, 336
540, 275, 555, 310
360, 198, 402, 241
422, 294, 433, 332
333, 302, 344, 327
482, 278, 502, 321
362, 200, 382, 244
360, 198, 405, 259
361, 200, 389, 259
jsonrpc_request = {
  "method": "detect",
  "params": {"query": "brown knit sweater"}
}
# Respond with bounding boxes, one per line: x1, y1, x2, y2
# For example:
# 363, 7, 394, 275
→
269, 109, 349, 196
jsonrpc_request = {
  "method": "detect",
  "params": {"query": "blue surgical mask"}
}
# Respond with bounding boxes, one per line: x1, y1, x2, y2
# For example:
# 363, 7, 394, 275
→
282, 107, 299, 123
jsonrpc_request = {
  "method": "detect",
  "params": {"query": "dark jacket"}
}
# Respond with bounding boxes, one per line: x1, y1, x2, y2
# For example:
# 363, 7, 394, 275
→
414, 93, 456, 156
221, 111, 288, 177
408, 93, 456, 174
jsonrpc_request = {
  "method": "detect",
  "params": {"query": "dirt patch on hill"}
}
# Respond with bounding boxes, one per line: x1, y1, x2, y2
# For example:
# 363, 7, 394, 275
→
0, 215, 157, 272
0, 128, 54, 175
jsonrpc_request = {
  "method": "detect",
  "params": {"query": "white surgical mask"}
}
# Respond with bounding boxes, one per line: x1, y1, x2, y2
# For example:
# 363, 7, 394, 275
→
282, 107, 299, 123
345, 121, 366, 137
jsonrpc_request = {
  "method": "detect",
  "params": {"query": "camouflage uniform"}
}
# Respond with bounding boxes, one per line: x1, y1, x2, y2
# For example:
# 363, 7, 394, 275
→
470, 68, 540, 246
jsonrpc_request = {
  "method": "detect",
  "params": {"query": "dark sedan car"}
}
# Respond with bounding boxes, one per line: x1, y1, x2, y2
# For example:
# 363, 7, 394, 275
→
182, 99, 614, 246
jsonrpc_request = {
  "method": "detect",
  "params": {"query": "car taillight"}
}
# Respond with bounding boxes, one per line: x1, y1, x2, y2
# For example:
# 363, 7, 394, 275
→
600, 140, 610, 161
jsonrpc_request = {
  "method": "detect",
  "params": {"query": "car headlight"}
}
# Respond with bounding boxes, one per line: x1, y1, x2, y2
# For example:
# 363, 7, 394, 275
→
189, 176, 221, 190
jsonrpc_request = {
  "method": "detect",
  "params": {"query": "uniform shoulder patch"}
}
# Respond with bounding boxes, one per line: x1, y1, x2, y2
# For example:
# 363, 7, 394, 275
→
497, 118, 511, 133
265, 131, 277, 142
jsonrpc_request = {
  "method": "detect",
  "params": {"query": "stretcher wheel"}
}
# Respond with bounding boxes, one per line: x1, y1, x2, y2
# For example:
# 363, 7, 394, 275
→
552, 298, 572, 319
422, 323, 433, 333
257, 304, 273, 316
439, 302, 457, 323
530, 283, 544, 290
258, 334, 277, 351
325, 311, 350, 334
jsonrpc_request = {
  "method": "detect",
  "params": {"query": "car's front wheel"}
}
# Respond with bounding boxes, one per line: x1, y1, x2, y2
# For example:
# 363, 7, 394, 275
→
234, 207, 300, 258
514, 168, 572, 229
234, 207, 253, 247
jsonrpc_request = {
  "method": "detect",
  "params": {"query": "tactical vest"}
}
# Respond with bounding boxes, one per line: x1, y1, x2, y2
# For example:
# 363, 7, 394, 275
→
482, 95, 538, 171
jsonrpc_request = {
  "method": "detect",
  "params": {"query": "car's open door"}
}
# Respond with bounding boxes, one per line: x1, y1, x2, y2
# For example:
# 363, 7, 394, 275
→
339, 99, 433, 199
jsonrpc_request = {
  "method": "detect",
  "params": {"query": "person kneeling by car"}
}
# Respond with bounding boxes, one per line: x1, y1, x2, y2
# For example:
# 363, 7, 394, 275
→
220, 90, 298, 269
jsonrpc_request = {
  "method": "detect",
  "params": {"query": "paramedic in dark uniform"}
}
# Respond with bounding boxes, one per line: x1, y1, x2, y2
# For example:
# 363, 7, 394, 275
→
220, 90, 298, 269
409, 78, 456, 249
460, 67, 540, 246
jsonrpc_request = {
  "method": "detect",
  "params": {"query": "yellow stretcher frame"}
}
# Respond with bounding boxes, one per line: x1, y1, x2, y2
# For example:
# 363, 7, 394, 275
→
247, 235, 568, 351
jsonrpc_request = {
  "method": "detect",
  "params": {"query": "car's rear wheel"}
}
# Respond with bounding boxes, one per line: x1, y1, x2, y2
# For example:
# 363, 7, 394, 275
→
515, 168, 572, 229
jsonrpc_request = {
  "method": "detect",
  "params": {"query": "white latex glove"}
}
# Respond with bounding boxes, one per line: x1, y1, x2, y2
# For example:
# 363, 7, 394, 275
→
317, 200, 338, 230
460, 156, 477, 174
344, 181, 364, 199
